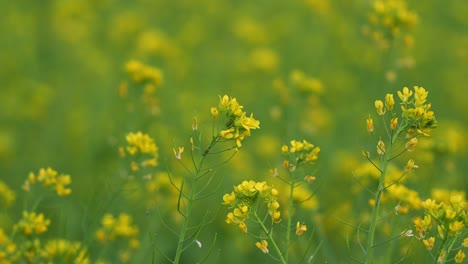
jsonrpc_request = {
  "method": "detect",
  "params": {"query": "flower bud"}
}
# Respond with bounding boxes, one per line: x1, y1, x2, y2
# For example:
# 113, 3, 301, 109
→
390, 117, 398, 130
366, 117, 374, 133
375, 100, 385, 116
385, 93, 395, 111
405, 137, 418, 151
377, 140, 386, 155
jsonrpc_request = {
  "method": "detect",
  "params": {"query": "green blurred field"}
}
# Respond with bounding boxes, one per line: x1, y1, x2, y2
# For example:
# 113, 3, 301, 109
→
1, 0, 467, 263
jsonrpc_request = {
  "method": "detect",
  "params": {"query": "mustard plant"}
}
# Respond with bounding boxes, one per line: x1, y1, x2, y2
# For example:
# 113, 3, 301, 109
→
222, 139, 321, 263
160, 95, 260, 263
358, 86, 437, 263
413, 192, 467, 264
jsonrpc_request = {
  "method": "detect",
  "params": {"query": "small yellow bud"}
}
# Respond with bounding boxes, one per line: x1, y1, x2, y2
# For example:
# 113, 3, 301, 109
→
455, 249, 465, 263
405, 137, 418, 151
423, 237, 435, 251
390, 117, 398, 130
375, 100, 385, 115
296, 222, 307, 236
366, 117, 374, 133
304, 175, 316, 183
385, 93, 395, 111
361, 150, 370, 158
404, 159, 418, 172
377, 140, 386, 155
239, 221, 247, 233
255, 240, 269, 254
210, 107, 219, 119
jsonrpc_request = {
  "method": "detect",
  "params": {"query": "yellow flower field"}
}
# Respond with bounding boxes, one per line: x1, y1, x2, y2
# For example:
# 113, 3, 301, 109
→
1, 0, 467, 263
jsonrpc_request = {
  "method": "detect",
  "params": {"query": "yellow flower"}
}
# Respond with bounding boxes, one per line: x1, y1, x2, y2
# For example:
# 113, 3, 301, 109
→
239, 221, 248, 233
397, 87, 413, 103
455, 249, 465, 263
385, 93, 395, 111
463, 238, 468, 248
423, 237, 435, 251
390, 117, 398, 130
377, 140, 386, 155
405, 137, 418, 151
366, 117, 374, 133
375, 100, 385, 115
222, 192, 236, 206
304, 175, 316, 183
255, 240, 269, 254
173, 147, 184, 160
438, 225, 445, 239
210, 107, 219, 119
296, 222, 307, 236
14, 211, 51, 236
449, 221, 464, 235
404, 159, 418, 173
413, 86, 428, 106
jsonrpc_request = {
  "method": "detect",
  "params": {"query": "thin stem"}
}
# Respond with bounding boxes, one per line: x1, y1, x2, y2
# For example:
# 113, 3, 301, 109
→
285, 179, 295, 262
173, 136, 220, 263
365, 144, 392, 263
253, 211, 287, 264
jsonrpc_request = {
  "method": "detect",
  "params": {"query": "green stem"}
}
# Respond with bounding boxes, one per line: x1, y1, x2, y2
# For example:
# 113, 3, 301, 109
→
285, 179, 295, 262
365, 146, 392, 263
253, 211, 287, 264
173, 136, 219, 264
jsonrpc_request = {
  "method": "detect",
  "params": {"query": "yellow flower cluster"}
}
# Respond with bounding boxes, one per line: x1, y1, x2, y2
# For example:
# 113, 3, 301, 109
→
281, 139, 321, 171
124, 60, 162, 88
413, 193, 467, 262
372, 86, 436, 137
119, 60, 163, 115
290, 70, 324, 94
95, 213, 140, 262
212, 95, 260, 147
14, 211, 51, 236
399, 86, 437, 134
0, 180, 15, 208
0, 229, 19, 263
223, 180, 280, 233
22, 167, 72, 196
41, 239, 89, 264
120, 131, 158, 171
364, 0, 418, 48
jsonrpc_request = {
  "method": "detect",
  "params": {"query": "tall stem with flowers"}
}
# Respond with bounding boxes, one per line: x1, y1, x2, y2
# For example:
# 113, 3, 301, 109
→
222, 139, 321, 263
361, 86, 437, 263
169, 95, 260, 263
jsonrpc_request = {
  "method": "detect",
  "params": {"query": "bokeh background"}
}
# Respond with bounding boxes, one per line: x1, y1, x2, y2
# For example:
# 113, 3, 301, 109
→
1, 0, 467, 263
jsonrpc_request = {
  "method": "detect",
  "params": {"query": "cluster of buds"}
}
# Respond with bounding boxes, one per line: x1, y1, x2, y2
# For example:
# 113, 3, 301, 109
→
22, 167, 72, 196
222, 180, 280, 233
119, 60, 163, 115
119, 131, 158, 172
413, 195, 467, 263
367, 86, 437, 157
363, 0, 418, 48
211, 95, 260, 147
14, 211, 51, 236
281, 140, 320, 171
95, 213, 140, 262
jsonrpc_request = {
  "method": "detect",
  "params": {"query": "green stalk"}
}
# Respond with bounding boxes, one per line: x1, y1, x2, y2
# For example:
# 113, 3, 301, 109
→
253, 211, 287, 264
365, 141, 394, 263
365, 122, 405, 263
173, 136, 218, 264
285, 179, 295, 262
